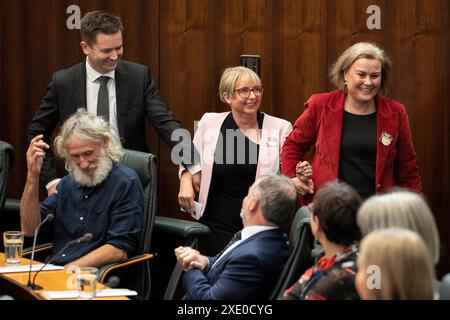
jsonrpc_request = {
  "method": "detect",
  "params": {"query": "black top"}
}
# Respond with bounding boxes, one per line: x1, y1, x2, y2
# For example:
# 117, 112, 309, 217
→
338, 111, 377, 199
200, 112, 263, 255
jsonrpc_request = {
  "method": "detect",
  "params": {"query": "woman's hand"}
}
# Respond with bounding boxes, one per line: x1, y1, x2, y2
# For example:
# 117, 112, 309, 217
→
192, 172, 201, 193
295, 161, 312, 182
178, 171, 199, 215
291, 177, 314, 196
292, 161, 314, 195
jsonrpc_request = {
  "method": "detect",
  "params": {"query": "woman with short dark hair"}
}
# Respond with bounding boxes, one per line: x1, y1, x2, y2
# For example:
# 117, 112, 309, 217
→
283, 181, 362, 300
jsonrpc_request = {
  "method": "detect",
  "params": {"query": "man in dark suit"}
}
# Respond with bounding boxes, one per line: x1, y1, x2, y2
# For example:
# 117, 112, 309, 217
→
27, 10, 194, 195
175, 175, 297, 300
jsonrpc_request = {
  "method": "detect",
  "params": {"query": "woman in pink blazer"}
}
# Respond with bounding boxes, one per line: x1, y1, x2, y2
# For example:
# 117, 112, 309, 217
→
281, 42, 422, 204
179, 66, 292, 255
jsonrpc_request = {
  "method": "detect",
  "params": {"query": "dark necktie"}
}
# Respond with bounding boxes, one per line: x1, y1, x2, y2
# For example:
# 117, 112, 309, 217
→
225, 230, 242, 250
191, 230, 243, 282
97, 76, 110, 122
203, 230, 242, 274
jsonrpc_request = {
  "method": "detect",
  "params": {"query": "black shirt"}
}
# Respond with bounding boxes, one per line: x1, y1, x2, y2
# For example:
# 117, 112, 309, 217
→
200, 112, 263, 254
338, 111, 377, 199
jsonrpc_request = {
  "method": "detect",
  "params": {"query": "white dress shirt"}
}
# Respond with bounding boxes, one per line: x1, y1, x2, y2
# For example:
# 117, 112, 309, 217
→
210, 225, 278, 268
45, 59, 120, 190
85, 59, 120, 137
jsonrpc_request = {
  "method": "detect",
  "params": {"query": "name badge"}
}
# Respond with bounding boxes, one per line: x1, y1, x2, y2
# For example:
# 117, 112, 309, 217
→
379, 131, 393, 146
266, 137, 279, 147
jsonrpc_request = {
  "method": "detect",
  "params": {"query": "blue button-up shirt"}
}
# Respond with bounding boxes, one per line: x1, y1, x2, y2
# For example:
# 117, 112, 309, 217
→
40, 164, 143, 265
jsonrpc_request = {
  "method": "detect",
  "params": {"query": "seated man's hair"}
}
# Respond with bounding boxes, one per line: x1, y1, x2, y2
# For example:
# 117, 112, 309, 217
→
54, 108, 123, 167
251, 175, 297, 227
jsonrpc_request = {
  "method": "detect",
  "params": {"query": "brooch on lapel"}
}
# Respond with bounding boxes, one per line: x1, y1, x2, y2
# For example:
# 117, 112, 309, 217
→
266, 137, 279, 147
379, 131, 393, 146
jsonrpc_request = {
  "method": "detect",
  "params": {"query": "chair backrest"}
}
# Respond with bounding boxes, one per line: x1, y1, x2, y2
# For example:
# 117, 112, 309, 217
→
156, 217, 210, 300
120, 149, 157, 253
0, 141, 14, 220
119, 149, 157, 299
440, 273, 450, 300
270, 205, 315, 299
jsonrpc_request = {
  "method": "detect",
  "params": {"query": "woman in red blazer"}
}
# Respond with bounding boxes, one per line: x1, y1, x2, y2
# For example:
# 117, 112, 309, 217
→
281, 42, 422, 203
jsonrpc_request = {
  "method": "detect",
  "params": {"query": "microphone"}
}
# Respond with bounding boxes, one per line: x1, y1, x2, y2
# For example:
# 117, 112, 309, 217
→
26, 214, 54, 289
31, 233, 93, 290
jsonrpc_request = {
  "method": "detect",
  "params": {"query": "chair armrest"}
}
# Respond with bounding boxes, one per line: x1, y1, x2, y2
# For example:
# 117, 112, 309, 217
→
98, 253, 155, 283
154, 217, 210, 300
23, 243, 53, 257
154, 216, 210, 242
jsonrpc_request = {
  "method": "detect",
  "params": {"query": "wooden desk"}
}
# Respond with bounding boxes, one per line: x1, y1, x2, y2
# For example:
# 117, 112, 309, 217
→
0, 253, 128, 300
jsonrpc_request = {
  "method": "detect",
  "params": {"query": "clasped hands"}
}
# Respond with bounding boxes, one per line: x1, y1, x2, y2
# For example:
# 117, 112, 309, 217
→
174, 246, 209, 271
292, 161, 314, 196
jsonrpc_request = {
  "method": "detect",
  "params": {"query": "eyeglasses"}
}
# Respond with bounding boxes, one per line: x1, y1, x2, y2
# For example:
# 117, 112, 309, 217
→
233, 86, 264, 99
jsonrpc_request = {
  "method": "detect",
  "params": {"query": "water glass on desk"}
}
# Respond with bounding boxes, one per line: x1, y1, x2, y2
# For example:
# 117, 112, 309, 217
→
3, 231, 24, 265
77, 267, 98, 299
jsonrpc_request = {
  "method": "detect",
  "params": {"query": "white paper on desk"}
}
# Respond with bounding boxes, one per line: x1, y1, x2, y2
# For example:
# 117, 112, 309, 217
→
43, 289, 138, 299
0, 264, 63, 274
180, 201, 203, 221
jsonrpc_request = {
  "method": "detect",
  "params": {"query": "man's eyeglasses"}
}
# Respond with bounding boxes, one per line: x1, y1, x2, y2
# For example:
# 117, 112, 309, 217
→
234, 86, 264, 99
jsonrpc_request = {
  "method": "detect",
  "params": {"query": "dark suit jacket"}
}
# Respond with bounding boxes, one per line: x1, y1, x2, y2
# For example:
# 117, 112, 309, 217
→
28, 60, 192, 185
182, 228, 289, 300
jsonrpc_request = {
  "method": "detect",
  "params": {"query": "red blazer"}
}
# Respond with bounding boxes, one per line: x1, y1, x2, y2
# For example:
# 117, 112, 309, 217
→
281, 90, 422, 203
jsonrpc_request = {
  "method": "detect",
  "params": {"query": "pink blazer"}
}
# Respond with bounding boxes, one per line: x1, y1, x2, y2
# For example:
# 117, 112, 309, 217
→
180, 112, 292, 218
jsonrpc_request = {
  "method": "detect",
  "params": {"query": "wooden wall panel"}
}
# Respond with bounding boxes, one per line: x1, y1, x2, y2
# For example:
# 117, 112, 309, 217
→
415, 0, 450, 275
272, 0, 328, 123
383, 0, 416, 109
1, 0, 75, 198
238, 0, 274, 115
354, 0, 386, 43
158, 0, 216, 219
326, 0, 355, 92
1, 0, 450, 275
213, 0, 274, 113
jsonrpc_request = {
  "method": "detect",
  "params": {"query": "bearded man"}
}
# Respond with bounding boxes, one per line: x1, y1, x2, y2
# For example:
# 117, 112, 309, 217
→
20, 109, 143, 267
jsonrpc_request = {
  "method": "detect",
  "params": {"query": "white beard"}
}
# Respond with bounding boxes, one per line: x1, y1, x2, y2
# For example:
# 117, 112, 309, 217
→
68, 152, 113, 187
